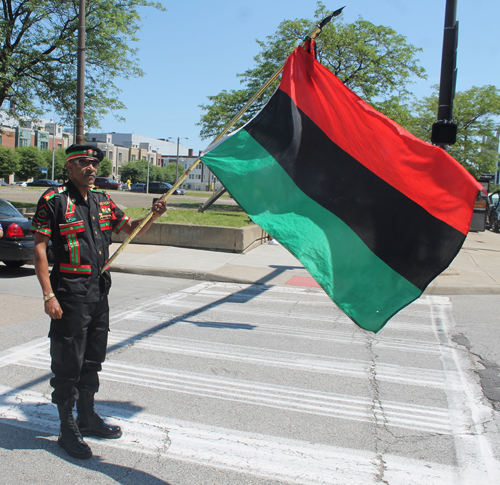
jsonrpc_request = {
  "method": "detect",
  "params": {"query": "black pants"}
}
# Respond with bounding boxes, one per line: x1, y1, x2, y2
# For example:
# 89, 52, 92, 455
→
49, 298, 109, 404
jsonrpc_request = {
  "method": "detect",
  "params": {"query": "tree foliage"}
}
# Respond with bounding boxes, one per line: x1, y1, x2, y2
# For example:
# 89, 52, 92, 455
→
119, 160, 147, 184
119, 160, 178, 184
40, 148, 67, 180
0, 145, 19, 179
98, 157, 113, 177
15, 145, 44, 179
0, 0, 164, 128
198, 1, 426, 139
404, 85, 500, 178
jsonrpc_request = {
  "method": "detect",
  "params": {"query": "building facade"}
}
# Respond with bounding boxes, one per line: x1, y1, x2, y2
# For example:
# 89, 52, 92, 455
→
1, 115, 220, 190
0, 110, 73, 183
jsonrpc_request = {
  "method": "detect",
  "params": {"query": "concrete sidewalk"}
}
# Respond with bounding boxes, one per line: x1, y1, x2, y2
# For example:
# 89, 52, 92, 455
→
108, 230, 500, 295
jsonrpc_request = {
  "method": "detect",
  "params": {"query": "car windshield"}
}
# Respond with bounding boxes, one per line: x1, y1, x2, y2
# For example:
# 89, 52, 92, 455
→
0, 199, 23, 218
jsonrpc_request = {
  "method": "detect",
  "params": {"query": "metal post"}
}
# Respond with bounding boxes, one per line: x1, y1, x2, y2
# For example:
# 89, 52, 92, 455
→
431, 0, 459, 146
175, 137, 179, 184
437, 0, 458, 121
75, 0, 86, 144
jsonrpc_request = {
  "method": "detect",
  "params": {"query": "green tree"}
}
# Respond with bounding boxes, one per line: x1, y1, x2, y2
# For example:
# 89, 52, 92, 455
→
0, 0, 164, 128
16, 146, 44, 180
406, 85, 500, 178
0, 146, 20, 180
119, 160, 147, 184
198, 1, 426, 139
98, 158, 113, 177
163, 163, 179, 184
40, 148, 67, 181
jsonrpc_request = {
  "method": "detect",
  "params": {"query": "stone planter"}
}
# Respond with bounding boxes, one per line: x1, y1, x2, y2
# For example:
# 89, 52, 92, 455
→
111, 222, 267, 253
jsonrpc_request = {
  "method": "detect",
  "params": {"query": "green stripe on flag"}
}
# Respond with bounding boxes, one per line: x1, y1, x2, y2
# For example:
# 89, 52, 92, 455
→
202, 130, 421, 332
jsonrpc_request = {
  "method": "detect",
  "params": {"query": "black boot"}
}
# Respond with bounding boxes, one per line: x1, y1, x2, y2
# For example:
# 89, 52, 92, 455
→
57, 399, 92, 459
76, 391, 122, 439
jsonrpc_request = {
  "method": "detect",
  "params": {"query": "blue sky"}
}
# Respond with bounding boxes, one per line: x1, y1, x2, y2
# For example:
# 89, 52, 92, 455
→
98, 0, 500, 155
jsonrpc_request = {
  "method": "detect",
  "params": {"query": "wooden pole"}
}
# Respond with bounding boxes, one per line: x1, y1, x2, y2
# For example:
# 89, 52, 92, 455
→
101, 8, 345, 274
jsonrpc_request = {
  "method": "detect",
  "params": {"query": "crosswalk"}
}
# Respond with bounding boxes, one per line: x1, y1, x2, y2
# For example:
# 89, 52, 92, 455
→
1, 281, 499, 484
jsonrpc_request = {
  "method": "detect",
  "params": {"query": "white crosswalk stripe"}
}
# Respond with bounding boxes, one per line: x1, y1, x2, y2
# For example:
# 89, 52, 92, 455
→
1, 282, 499, 483
0, 385, 465, 485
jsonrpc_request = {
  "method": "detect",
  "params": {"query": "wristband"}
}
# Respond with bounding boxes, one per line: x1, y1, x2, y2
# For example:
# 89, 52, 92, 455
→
43, 293, 55, 302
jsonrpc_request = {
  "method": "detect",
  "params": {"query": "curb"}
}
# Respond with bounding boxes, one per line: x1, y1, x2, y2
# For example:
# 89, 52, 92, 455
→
423, 286, 500, 296
109, 265, 500, 295
108, 264, 258, 285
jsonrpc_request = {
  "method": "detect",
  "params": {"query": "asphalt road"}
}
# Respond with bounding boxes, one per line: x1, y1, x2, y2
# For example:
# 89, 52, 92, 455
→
0, 186, 237, 210
1, 271, 499, 484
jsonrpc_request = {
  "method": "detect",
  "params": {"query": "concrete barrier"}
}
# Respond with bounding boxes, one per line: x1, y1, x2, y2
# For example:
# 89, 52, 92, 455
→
22, 204, 267, 253
112, 222, 268, 253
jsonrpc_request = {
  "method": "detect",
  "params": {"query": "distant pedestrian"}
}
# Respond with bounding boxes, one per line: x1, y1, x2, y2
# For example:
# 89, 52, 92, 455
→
31, 144, 167, 460
126, 178, 131, 190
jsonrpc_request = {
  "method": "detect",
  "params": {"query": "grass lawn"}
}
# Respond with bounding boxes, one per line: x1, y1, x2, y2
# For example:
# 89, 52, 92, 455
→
124, 206, 253, 228
8, 201, 36, 209
184, 190, 231, 198
7, 199, 252, 228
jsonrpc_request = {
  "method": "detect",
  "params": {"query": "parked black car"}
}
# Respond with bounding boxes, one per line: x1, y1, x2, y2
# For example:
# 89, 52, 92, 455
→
147, 182, 184, 195
27, 179, 61, 187
148, 182, 172, 194
0, 198, 34, 267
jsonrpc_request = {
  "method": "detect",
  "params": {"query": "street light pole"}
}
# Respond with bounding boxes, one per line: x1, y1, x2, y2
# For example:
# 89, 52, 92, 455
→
431, 0, 459, 147
146, 157, 150, 194
168, 136, 188, 184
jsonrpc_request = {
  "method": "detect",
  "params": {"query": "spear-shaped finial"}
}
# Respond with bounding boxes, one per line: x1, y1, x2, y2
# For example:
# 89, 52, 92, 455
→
319, 6, 345, 29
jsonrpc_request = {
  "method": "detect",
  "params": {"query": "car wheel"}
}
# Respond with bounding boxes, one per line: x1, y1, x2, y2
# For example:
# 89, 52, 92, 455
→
493, 221, 500, 233
2, 260, 27, 268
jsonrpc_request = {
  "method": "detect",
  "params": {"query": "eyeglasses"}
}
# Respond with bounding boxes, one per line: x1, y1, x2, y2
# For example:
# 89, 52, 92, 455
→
72, 158, 100, 169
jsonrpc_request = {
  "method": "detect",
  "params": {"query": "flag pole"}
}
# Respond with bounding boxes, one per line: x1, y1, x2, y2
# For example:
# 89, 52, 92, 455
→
101, 7, 344, 274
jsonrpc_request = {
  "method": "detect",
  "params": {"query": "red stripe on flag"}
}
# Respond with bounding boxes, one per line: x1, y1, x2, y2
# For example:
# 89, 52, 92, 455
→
279, 46, 481, 235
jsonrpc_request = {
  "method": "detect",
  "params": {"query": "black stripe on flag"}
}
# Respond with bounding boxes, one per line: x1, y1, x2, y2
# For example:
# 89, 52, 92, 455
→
245, 89, 465, 291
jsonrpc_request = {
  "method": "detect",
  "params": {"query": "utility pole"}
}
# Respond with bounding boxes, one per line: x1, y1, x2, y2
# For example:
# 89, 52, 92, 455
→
51, 118, 55, 180
431, 0, 459, 147
168, 137, 188, 184
75, 0, 86, 144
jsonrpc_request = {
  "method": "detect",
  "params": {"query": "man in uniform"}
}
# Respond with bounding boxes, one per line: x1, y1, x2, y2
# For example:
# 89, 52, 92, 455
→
32, 144, 167, 459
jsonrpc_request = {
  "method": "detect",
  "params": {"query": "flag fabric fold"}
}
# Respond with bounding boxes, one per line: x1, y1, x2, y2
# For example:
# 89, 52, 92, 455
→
201, 44, 481, 333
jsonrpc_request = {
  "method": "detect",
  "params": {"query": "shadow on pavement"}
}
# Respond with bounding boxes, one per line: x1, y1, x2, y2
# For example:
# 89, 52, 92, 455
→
1, 263, 304, 480
0, 422, 171, 484
107, 264, 302, 354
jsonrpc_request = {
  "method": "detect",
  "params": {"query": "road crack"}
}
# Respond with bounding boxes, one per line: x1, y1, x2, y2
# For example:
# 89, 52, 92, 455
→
367, 333, 392, 484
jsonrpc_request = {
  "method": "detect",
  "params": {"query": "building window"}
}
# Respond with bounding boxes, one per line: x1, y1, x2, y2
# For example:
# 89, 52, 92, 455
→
40, 141, 48, 150
118, 152, 122, 162
57, 143, 62, 148
131, 155, 136, 162
108, 151, 113, 160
